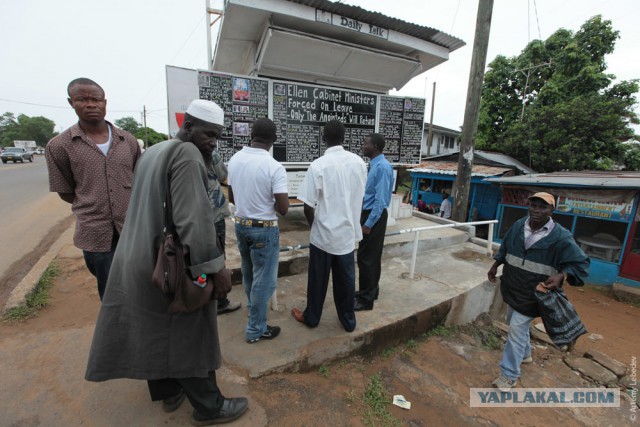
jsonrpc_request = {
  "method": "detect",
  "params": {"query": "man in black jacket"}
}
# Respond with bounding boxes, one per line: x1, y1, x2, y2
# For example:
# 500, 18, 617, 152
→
487, 192, 589, 391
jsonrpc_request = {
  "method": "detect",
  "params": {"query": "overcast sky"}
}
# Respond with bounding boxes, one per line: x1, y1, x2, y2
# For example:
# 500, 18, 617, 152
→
1, 0, 638, 136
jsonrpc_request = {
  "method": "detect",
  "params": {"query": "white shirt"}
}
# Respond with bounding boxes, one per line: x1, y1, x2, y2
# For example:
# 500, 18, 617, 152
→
228, 146, 288, 220
524, 217, 555, 249
297, 145, 367, 255
440, 198, 452, 219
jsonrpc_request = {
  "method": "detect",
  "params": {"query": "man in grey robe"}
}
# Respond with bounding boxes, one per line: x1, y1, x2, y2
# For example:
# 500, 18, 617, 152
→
85, 100, 248, 425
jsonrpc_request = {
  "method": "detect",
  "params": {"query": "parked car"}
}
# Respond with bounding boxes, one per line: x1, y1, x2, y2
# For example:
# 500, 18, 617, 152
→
1, 147, 33, 163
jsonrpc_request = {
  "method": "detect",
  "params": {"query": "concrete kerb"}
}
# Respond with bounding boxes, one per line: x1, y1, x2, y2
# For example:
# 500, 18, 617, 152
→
2, 225, 75, 314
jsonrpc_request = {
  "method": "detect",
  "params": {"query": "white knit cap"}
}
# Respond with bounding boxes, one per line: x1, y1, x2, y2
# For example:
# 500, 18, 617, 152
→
186, 99, 224, 125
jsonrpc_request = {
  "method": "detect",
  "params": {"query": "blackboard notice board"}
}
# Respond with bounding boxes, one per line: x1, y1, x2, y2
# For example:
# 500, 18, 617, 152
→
272, 82, 377, 162
379, 96, 425, 163
198, 71, 269, 161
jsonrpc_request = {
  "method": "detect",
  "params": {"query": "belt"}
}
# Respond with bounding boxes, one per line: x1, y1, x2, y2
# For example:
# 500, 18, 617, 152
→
233, 216, 278, 227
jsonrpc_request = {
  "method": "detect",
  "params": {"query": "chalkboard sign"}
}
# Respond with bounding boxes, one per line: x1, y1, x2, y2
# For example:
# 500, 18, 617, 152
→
198, 71, 269, 160
272, 82, 377, 162
168, 67, 425, 164
379, 96, 425, 163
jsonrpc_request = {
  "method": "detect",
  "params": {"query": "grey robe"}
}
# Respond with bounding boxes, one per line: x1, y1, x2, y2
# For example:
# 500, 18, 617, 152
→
85, 140, 225, 381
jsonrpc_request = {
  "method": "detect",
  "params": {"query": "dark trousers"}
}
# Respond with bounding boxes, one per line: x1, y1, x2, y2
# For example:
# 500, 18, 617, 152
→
147, 371, 224, 417
303, 244, 356, 332
82, 229, 119, 301
214, 219, 231, 309
356, 209, 388, 305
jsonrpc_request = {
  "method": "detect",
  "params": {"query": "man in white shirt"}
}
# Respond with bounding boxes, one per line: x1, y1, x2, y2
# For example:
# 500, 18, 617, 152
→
291, 120, 367, 332
440, 192, 452, 219
228, 118, 289, 344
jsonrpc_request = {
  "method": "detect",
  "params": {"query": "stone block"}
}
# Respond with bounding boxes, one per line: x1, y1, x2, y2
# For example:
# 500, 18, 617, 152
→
584, 349, 627, 377
564, 356, 618, 385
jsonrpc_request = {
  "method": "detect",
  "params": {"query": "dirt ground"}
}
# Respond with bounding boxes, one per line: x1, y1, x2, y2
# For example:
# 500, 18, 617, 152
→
1, 254, 638, 426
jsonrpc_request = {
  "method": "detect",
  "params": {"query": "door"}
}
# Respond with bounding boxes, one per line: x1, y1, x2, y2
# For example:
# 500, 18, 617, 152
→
620, 217, 640, 280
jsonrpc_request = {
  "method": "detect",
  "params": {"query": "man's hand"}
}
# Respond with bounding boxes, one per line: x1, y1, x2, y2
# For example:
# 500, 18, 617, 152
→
362, 225, 371, 235
211, 268, 232, 300
541, 273, 565, 291
487, 262, 501, 282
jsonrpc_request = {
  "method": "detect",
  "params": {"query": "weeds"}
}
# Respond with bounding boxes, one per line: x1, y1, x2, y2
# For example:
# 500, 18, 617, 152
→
405, 339, 417, 352
425, 323, 458, 338
2, 262, 59, 323
380, 346, 396, 359
362, 373, 400, 426
318, 364, 329, 378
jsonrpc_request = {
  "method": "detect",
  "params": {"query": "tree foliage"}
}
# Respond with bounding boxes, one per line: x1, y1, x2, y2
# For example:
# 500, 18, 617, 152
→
114, 116, 141, 134
477, 16, 639, 172
0, 112, 57, 147
133, 127, 167, 147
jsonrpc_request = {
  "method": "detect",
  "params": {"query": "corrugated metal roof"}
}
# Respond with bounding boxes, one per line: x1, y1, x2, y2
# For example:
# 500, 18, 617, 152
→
424, 150, 536, 175
286, 0, 465, 51
486, 171, 640, 189
408, 161, 511, 177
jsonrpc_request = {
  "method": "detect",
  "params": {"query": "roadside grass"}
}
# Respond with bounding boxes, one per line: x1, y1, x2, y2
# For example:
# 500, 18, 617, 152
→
362, 372, 400, 427
318, 364, 330, 378
424, 323, 458, 339
2, 261, 59, 323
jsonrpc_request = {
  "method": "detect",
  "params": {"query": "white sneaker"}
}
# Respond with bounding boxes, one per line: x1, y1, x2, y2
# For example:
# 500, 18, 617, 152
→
492, 373, 517, 392
522, 355, 533, 364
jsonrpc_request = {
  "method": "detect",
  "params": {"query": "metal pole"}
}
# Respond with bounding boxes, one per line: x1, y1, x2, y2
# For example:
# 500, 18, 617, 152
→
206, 0, 213, 70
409, 230, 421, 279
487, 222, 494, 256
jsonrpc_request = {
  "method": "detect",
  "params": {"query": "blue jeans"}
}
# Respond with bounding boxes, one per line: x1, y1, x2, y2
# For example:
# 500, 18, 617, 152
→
83, 231, 118, 301
499, 305, 534, 380
235, 223, 280, 341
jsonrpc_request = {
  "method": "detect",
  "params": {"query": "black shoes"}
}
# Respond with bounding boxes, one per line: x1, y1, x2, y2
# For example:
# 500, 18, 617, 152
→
191, 397, 249, 425
162, 389, 186, 413
354, 300, 373, 311
217, 299, 241, 315
246, 325, 281, 343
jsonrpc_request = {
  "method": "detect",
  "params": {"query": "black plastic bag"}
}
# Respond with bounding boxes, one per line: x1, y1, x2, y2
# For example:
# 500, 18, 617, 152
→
535, 288, 587, 347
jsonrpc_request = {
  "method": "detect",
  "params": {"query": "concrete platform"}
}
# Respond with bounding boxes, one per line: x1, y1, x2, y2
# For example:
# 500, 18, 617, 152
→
218, 207, 500, 378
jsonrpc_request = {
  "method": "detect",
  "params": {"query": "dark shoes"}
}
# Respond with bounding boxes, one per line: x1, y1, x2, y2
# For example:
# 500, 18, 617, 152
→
354, 300, 373, 311
162, 389, 186, 413
246, 325, 281, 343
291, 308, 305, 324
217, 299, 241, 315
191, 397, 249, 425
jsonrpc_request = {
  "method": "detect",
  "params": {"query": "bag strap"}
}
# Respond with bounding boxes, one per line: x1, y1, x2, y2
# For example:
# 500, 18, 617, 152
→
161, 140, 183, 235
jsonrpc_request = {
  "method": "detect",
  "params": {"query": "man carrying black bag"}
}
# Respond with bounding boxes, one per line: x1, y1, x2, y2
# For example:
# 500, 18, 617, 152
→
85, 100, 248, 425
487, 192, 590, 392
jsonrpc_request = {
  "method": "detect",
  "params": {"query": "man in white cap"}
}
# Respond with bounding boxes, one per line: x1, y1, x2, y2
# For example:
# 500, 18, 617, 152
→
487, 191, 589, 392
85, 99, 248, 425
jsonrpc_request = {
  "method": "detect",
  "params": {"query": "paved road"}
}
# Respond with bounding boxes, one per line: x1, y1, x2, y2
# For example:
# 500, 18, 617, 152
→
0, 157, 71, 278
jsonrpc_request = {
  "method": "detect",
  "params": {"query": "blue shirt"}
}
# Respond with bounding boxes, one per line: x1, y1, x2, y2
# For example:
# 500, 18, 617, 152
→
362, 154, 393, 228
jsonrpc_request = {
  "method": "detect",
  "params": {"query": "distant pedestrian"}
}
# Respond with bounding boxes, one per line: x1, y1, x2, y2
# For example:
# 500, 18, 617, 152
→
46, 78, 140, 300
355, 133, 393, 312
440, 192, 452, 219
487, 192, 589, 392
85, 99, 248, 424
291, 120, 367, 331
228, 118, 288, 343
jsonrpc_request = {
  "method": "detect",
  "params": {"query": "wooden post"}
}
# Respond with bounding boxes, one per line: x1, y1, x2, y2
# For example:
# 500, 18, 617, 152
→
452, 0, 494, 222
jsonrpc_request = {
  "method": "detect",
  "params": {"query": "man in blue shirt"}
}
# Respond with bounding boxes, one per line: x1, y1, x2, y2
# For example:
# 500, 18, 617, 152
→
355, 133, 394, 311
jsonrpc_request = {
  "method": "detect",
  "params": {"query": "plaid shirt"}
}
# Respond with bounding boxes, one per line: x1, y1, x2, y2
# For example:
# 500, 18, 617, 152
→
46, 122, 140, 251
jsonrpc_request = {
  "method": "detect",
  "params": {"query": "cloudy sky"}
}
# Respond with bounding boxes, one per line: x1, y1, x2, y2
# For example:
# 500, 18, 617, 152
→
1, 0, 638, 135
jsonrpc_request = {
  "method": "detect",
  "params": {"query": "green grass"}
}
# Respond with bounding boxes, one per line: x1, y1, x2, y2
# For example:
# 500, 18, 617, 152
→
405, 339, 417, 352
362, 373, 400, 426
2, 262, 59, 323
380, 346, 396, 359
318, 364, 330, 378
425, 323, 458, 339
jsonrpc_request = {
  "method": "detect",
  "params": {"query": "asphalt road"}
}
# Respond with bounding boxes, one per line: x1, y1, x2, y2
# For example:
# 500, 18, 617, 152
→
0, 157, 71, 280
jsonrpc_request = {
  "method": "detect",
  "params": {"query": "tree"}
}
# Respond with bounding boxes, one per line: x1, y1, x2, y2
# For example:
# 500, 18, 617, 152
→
114, 116, 140, 134
0, 112, 57, 147
134, 127, 168, 147
477, 16, 639, 172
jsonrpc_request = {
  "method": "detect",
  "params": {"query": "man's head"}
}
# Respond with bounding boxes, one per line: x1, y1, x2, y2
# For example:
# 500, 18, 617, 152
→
442, 192, 449, 200
528, 192, 555, 227
67, 78, 107, 125
323, 120, 345, 147
362, 133, 385, 158
179, 99, 225, 158
250, 118, 277, 146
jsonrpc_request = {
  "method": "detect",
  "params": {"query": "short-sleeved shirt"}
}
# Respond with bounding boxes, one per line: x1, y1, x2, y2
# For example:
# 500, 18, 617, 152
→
227, 146, 288, 220
46, 122, 140, 252
297, 145, 367, 255
440, 198, 452, 219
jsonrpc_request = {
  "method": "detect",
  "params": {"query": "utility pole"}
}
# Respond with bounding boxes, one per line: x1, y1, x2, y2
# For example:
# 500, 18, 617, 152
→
452, 0, 494, 222
143, 105, 148, 149
426, 82, 436, 159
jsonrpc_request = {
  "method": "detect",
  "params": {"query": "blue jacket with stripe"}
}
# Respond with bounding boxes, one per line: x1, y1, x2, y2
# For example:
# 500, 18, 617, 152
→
495, 217, 590, 317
